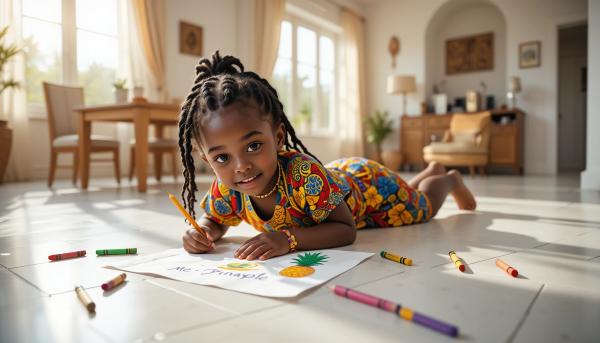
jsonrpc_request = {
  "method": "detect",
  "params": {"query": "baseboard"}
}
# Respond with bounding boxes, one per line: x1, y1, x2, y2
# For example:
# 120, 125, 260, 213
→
581, 168, 600, 190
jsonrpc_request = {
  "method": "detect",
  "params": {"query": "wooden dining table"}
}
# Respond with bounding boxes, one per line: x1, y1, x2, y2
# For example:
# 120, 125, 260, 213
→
73, 101, 180, 192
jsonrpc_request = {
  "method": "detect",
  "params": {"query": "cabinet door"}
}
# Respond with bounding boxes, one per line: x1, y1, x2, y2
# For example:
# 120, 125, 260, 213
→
490, 134, 516, 164
402, 129, 424, 164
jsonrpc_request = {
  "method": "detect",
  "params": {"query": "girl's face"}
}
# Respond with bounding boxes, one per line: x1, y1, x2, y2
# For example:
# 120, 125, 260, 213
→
199, 103, 285, 196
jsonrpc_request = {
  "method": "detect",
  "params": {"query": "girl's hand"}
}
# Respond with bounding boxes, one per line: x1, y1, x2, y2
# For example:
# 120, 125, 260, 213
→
182, 227, 215, 254
234, 231, 290, 261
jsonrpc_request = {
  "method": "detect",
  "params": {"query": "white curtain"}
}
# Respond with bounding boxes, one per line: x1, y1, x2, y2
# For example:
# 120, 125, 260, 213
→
128, 0, 168, 103
341, 9, 366, 158
252, 0, 285, 79
0, 0, 31, 181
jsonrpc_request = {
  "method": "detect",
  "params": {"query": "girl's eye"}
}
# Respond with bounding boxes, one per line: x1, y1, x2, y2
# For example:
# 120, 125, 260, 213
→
214, 154, 229, 163
247, 142, 262, 152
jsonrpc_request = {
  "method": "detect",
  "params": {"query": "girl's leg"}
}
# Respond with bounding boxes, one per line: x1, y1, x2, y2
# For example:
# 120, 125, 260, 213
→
407, 161, 446, 189
418, 169, 476, 217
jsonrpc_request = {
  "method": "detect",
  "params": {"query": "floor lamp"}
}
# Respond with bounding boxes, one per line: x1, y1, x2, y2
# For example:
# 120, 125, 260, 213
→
387, 75, 416, 115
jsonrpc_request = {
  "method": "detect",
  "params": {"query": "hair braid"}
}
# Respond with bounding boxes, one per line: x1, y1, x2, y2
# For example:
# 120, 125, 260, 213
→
177, 50, 321, 220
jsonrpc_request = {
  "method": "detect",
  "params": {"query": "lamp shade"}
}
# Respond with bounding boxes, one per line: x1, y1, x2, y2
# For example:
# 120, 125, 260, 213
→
509, 76, 522, 93
387, 75, 416, 94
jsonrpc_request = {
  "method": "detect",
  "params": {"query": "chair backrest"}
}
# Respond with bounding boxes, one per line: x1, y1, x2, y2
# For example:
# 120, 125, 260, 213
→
450, 111, 492, 147
43, 82, 84, 141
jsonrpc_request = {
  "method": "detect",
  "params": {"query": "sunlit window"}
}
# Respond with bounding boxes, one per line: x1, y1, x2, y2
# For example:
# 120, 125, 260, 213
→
22, 0, 62, 103
271, 18, 337, 134
76, 0, 119, 105
22, 0, 120, 106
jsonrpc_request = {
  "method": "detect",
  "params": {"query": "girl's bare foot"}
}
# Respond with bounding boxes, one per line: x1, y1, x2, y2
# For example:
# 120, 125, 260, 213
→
447, 170, 477, 210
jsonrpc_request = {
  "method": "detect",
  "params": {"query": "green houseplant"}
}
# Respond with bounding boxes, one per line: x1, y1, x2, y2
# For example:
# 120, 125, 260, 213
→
365, 109, 393, 163
0, 26, 23, 183
113, 78, 128, 103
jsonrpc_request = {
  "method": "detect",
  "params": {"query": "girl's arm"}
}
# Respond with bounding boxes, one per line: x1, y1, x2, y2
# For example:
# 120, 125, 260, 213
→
234, 202, 357, 260
182, 214, 230, 253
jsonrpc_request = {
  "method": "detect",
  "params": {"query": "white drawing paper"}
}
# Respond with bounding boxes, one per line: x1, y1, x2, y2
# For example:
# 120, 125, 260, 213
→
106, 243, 373, 298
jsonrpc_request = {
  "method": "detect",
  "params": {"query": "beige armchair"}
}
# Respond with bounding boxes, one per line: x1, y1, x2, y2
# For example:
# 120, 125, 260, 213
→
423, 111, 491, 178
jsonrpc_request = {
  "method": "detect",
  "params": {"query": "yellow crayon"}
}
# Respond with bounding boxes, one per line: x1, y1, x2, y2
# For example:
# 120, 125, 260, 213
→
449, 251, 465, 272
380, 251, 413, 265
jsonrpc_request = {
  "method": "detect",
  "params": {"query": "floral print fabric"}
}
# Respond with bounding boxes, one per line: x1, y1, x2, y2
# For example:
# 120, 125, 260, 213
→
200, 151, 431, 232
326, 157, 432, 228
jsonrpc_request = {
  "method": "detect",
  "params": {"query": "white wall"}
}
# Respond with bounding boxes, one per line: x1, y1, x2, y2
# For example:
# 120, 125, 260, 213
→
581, 0, 600, 189
364, 0, 588, 174
428, 3, 506, 106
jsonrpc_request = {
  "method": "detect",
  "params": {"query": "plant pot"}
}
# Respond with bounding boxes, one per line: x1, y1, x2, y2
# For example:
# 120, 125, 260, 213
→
114, 89, 129, 103
381, 150, 403, 171
371, 151, 382, 164
0, 120, 12, 183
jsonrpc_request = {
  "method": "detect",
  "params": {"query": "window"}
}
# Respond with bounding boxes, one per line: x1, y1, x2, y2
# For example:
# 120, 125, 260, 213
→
272, 18, 337, 134
22, 0, 120, 107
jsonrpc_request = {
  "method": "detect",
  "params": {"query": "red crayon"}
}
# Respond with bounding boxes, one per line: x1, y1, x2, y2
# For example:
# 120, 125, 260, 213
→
48, 250, 86, 261
496, 259, 518, 277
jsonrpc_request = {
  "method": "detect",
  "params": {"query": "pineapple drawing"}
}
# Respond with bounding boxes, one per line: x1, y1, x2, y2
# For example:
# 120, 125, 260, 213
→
279, 252, 329, 278
218, 262, 259, 271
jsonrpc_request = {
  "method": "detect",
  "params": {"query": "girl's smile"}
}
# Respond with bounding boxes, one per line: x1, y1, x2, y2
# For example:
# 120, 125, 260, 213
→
236, 173, 262, 188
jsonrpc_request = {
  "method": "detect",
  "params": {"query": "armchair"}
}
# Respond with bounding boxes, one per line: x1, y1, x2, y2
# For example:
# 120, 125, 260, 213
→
423, 111, 491, 178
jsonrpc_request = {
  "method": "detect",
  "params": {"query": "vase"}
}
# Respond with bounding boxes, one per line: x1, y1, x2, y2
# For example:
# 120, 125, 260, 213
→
371, 151, 382, 164
0, 120, 12, 183
114, 89, 129, 103
381, 151, 403, 171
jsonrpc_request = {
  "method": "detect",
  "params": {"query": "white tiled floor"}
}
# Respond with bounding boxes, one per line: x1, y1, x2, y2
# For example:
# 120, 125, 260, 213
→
1, 173, 599, 342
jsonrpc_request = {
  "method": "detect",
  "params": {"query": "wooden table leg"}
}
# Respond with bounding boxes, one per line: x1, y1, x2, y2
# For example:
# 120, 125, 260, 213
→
78, 113, 91, 189
134, 108, 150, 192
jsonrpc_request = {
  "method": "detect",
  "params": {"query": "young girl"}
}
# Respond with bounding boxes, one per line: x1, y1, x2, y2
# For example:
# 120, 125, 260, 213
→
179, 51, 476, 261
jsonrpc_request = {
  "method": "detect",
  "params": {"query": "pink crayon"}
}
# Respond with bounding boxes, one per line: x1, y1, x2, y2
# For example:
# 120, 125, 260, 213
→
101, 273, 127, 291
328, 285, 458, 337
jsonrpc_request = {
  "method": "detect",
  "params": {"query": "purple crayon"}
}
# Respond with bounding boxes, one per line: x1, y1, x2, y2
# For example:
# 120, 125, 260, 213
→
328, 285, 458, 337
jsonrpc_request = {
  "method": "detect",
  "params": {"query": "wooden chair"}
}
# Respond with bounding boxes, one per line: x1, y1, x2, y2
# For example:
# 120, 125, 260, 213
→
128, 138, 179, 182
43, 82, 121, 187
423, 111, 492, 178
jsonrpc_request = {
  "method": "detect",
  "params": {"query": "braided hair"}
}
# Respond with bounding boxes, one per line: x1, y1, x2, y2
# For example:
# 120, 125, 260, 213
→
178, 50, 320, 220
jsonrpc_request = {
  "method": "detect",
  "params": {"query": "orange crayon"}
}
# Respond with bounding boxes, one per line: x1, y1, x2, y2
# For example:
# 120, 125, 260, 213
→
496, 259, 518, 277
168, 192, 209, 240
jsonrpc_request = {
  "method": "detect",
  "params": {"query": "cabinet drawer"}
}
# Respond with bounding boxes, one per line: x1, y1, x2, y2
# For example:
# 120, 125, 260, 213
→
492, 124, 516, 134
402, 117, 422, 129
427, 116, 452, 129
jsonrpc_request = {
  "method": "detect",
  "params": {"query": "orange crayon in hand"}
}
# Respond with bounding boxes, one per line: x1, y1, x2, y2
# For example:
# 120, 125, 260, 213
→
168, 192, 208, 239
496, 259, 518, 277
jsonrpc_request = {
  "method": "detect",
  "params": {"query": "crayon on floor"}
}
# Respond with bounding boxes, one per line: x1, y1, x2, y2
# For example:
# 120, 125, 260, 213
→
449, 251, 465, 272
48, 250, 86, 261
96, 248, 137, 255
75, 284, 95, 312
380, 251, 413, 266
328, 285, 458, 337
102, 273, 127, 291
496, 259, 518, 277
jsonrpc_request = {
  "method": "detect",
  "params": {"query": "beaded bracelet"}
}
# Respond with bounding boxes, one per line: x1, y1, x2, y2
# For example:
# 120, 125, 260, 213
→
281, 229, 297, 252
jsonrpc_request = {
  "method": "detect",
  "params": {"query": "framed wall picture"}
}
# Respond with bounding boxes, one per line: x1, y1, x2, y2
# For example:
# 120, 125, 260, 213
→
180, 21, 203, 57
446, 32, 494, 75
519, 41, 541, 68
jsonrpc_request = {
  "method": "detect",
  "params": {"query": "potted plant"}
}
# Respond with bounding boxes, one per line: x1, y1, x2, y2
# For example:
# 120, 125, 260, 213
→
364, 109, 403, 170
113, 78, 128, 103
0, 26, 22, 183
365, 109, 393, 163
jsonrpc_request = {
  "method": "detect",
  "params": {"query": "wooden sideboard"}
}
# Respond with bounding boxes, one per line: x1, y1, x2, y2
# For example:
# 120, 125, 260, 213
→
401, 109, 524, 175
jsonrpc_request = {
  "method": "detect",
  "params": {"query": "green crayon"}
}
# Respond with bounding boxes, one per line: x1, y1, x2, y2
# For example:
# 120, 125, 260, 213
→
96, 248, 137, 255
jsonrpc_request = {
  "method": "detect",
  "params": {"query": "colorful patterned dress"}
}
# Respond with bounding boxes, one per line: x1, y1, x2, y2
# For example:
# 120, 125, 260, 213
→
200, 151, 432, 232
